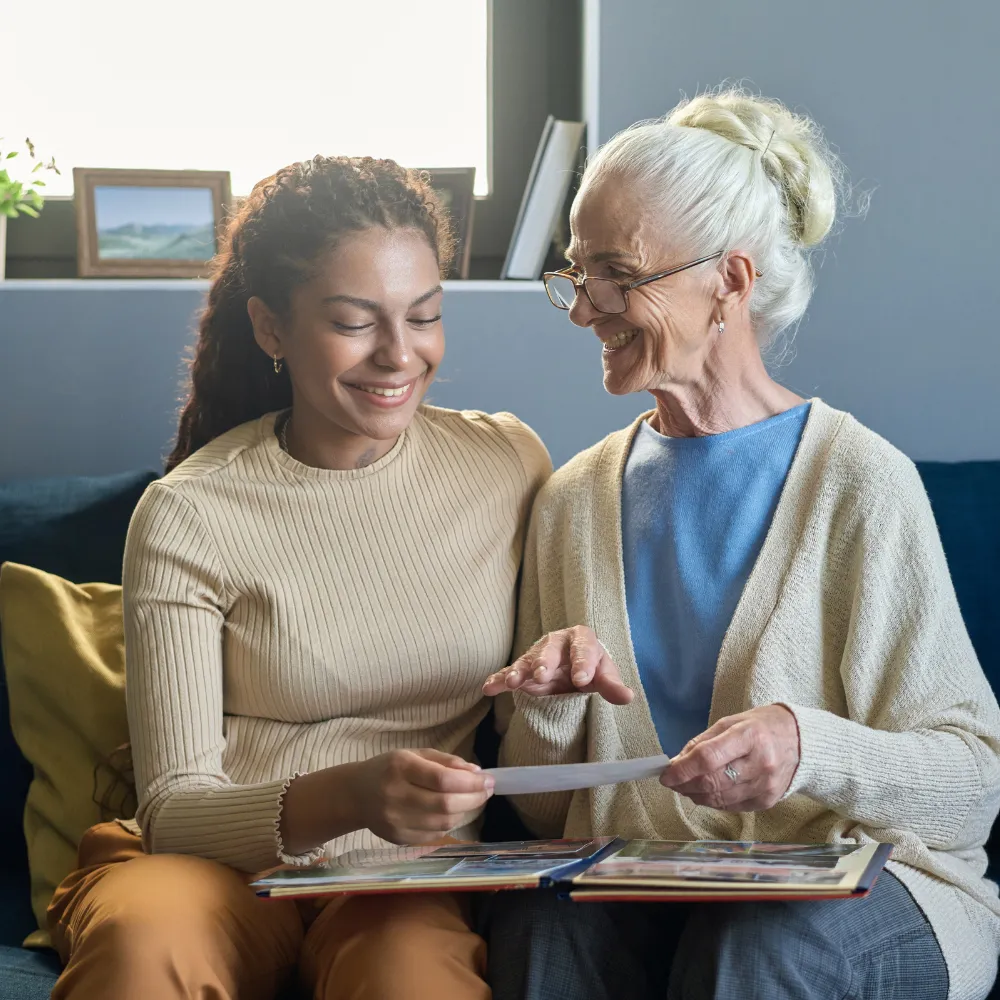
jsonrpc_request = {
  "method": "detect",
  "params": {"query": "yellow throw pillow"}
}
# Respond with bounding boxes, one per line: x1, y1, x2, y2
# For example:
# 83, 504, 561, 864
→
0, 563, 133, 949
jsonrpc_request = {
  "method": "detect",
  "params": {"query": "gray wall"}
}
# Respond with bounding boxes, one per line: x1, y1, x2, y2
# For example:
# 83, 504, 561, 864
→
0, 281, 646, 481
592, 0, 1000, 460
2, 1, 998, 479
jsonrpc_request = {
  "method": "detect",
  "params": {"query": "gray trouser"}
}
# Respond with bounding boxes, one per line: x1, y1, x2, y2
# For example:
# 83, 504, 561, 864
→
481, 870, 949, 1000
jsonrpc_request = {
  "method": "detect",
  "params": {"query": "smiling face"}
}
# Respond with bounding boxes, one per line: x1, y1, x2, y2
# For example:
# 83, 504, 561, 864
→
251, 226, 444, 457
566, 176, 725, 397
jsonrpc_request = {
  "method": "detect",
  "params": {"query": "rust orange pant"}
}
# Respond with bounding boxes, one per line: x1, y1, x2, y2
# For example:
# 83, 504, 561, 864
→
47, 822, 491, 1000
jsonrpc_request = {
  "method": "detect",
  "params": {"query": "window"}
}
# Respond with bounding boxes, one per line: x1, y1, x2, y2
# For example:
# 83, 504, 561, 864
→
8, 0, 489, 196
5, 0, 581, 278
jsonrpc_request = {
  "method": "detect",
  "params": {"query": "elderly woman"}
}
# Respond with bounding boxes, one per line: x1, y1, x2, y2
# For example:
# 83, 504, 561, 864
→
482, 89, 1000, 1000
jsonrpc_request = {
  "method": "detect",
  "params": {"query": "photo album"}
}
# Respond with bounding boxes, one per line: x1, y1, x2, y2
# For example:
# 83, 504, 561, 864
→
252, 838, 892, 904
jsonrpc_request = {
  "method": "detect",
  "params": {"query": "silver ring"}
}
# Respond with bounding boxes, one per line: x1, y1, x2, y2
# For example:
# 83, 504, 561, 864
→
724, 765, 740, 783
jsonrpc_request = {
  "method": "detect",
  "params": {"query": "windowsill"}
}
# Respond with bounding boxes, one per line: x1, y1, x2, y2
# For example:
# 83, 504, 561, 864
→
0, 278, 544, 292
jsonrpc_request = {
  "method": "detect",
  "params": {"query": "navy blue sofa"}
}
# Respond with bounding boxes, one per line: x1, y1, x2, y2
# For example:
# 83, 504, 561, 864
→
0, 461, 997, 998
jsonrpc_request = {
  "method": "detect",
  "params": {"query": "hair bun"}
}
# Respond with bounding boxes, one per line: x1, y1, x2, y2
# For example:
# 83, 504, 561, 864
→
668, 89, 839, 248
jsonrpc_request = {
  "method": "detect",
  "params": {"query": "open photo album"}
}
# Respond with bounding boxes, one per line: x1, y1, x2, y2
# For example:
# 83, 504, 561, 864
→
251, 838, 892, 904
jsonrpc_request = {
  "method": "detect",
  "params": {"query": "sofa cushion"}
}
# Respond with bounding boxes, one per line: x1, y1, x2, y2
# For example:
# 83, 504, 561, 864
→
0, 945, 59, 1000
0, 944, 60, 1000
917, 461, 1000, 683
917, 461, 1000, 887
0, 471, 156, 877
0, 471, 158, 588
0, 867, 38, 950
0, 565, 131, 949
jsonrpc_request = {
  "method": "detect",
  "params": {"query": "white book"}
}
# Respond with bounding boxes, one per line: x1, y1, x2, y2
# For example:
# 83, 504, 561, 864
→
501, 116, 586, 280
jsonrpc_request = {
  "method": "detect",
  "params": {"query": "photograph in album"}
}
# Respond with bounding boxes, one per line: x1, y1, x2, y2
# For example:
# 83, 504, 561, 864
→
251, 838, 891, 903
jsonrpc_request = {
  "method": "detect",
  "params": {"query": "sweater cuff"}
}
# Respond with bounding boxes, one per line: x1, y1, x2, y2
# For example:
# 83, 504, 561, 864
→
510, 690, 590, 746
147, 777, 325, 872
511, 689, 589, 723
781, 703, 853, 800
276, 773, 328, 867
500, 691, 589, 771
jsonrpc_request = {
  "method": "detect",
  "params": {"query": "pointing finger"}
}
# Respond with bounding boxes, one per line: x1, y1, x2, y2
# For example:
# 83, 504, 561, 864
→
568, 629, 602, 688
482, 666, 519, 695
531, 632, 572, 679
591, 653, 634, 705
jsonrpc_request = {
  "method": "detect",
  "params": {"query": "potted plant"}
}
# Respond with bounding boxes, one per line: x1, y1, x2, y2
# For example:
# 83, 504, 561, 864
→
0, 138, 60, 280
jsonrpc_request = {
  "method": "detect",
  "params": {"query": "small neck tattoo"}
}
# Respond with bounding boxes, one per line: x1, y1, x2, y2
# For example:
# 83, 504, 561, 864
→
279, 414, 382, 469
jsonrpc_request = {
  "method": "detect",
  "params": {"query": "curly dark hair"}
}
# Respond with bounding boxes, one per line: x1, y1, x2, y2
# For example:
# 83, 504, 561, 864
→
165, 156, 455, 473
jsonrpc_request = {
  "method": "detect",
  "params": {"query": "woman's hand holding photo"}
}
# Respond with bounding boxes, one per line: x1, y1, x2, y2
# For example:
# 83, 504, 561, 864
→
352, 749, 495, 846
280, 750, 494, 854
482, 626, 634, 706
659, 705, 800, 813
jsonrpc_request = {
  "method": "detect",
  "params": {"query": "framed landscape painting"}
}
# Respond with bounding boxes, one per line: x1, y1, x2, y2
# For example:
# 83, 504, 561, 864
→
73, 168, 231, 277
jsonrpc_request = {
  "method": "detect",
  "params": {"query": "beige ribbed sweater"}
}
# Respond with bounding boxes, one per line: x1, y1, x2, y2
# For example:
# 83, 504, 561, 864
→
123, 405, 550, 873
499, 400, 1000, 1000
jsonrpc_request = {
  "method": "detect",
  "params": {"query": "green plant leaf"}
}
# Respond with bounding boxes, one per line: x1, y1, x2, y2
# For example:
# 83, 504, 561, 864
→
32, 160, 44, 173
0, 204, 18, 218
5, 151, 16, 159
17, 204, 39, 218
32, 179, 46, 188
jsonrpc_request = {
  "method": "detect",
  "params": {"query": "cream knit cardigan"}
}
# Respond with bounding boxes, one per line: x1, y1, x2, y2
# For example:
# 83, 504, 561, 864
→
499, 400, 1000, 1000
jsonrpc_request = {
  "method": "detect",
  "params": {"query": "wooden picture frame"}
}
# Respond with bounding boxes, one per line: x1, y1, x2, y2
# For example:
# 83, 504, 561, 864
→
73, 168, 232, 278
419, 167, 476, 279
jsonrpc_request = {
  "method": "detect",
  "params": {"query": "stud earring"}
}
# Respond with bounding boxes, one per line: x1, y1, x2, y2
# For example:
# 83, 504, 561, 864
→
273, 355, 284, 374
718, 321, 725, 335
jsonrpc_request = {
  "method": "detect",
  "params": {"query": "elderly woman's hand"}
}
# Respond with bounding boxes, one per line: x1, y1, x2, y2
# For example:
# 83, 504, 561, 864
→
482, 626, 634, 705
659, 705, 800, 812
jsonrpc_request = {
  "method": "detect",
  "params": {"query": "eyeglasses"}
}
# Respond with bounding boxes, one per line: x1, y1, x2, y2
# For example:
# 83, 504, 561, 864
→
543, 251, 762, 315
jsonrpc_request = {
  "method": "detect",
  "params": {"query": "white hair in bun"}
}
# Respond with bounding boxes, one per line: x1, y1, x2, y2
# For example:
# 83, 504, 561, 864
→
583, 86, 849, 344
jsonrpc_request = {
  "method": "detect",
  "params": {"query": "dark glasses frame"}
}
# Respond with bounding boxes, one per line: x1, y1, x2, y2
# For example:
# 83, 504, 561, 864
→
543, 251, 763, 314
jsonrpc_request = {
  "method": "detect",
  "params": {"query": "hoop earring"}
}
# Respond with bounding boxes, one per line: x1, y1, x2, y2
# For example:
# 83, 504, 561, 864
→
718, 321, 725, 335
273, 355, 284, 374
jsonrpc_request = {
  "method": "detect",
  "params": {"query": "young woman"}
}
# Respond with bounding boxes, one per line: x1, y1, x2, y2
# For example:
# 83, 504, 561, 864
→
47, 156, 550, 999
